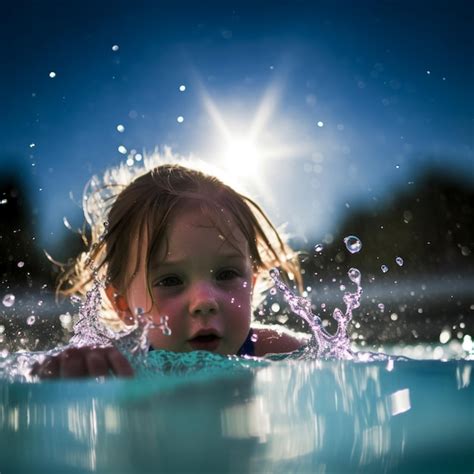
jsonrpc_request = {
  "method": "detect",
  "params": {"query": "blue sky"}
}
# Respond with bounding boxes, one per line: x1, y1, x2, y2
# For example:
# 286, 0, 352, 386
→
1, 0, 472, 248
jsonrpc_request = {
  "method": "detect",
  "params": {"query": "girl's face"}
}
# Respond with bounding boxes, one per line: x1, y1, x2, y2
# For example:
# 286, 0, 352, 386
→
124, 208, 254, 355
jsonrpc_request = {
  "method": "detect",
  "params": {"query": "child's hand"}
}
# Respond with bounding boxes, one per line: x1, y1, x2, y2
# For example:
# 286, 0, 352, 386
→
31, 346, 134, 379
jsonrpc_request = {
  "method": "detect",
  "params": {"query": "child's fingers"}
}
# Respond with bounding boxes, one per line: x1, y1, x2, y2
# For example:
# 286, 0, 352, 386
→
85, 349, 110, 377
105, 347, 134, 377
32, 356, 60, 379
59, 347, 88, 378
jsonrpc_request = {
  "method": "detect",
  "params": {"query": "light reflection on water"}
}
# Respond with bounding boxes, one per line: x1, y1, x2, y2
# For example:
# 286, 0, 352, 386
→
0, 358, 472, 473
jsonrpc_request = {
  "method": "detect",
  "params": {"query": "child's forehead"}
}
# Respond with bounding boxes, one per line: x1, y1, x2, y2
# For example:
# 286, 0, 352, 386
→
148, 205, 250, 261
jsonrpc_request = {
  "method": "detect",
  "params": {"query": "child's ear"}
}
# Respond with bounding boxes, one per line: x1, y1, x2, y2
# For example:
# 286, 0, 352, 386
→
104, 285, 135, 325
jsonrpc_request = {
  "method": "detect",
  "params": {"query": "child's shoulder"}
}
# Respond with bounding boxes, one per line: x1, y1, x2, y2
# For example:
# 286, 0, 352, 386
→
251, 323, 310, 357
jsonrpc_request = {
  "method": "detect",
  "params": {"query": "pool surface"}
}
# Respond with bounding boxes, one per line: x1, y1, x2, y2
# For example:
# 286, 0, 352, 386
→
1, 355, 473, 473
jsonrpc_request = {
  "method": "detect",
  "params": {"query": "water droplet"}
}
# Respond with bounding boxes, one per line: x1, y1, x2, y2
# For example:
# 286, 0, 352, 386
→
17, 261, 25, 268
439, 329, 451, 344
378, 303, 385, 312
395, 256, 404, 266
27, 315, 36, 326
49, 71, 56, 78
179, 84, 186, 92
112, 44, 119, 51
344, 235, 362, 254
2, 294, 15, 307
250, 333, 258, 342
118, 145, 127, 154
270, 288, 277, 295
314, 243, 324, 253
271, 303, 280, 313
116, 124, 125, 133
177, 116, 184, 123
348, 268, 361, 285
381, 265, 389, 273
298, 252, 310, 263
317, 121, 324, 127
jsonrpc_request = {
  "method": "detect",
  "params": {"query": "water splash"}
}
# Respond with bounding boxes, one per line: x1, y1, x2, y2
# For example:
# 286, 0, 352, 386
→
70, 278, 171, 357
269, 268, 362, 359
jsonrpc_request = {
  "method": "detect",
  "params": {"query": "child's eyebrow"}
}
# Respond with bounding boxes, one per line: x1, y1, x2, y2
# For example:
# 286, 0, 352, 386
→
151, 253, 246, 269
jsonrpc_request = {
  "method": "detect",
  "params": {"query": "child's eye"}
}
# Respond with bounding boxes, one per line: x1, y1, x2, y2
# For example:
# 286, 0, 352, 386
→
156, 275, 183, 287
216, 269, 240, 281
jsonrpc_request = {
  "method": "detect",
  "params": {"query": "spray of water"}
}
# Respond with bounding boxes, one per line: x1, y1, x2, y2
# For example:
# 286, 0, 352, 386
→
70, 278, 171, 357
269, 267, 362, 360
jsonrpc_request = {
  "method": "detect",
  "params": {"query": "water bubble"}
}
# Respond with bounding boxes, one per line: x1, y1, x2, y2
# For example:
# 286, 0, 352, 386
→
0, 199, 7, 205
317, 121, 324, 127
176, 116, 184, 123
344, 235, 362, 254
381, 265, 389, 273
2, 294, 15, 307
49, 71, 56, 78
439, 329, 451, 344
348, 268, 361, 285
29, 143, 36, 148
250, 333, 259, 342
378, 303, 385, 312
271, 303, 280, 313
17, 261, 25, 268
270, 288, 277, 295
116, 124, 125, 133
26, 315, 36, 326
276, 314, 289, 324
70, 295, 82, 305
395, 256, 404, 266
118, 145, 127, 154
112, 44, 119, 51
298, 252, 310, 263
179, 84, 186, 92
314, 243, 324, 253
0, 325, 5, 334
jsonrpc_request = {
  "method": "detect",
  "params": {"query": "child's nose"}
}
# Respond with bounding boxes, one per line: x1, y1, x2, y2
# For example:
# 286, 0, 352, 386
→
189, 284, 219, 316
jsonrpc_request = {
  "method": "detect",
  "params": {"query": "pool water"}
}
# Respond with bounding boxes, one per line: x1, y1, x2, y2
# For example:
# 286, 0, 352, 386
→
1, 351, 472, 473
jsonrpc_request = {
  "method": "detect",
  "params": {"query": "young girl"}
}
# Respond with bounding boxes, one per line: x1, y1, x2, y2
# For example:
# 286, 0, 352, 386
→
34, 158, 308, 378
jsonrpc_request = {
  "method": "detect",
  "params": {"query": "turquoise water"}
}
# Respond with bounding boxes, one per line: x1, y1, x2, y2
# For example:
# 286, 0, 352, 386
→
1, 351, 472, 473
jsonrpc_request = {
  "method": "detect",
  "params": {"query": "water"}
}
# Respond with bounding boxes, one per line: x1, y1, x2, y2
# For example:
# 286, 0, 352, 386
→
0, 355, 472, 473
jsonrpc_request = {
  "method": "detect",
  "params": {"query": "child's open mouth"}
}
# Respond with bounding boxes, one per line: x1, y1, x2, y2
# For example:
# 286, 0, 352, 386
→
188, 333, 222, 352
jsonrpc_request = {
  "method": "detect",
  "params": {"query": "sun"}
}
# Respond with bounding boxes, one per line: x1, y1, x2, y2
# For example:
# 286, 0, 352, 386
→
222, 137, 261, 177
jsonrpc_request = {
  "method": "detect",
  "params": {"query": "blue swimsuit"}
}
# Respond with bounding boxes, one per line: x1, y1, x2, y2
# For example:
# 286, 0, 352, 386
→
236, 330, 255, 356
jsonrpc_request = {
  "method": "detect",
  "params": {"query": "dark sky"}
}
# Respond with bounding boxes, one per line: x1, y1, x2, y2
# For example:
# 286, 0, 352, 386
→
1, 0, 472, 247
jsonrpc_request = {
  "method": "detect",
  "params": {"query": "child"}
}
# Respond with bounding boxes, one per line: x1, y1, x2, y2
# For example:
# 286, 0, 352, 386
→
34, 158, 308, 378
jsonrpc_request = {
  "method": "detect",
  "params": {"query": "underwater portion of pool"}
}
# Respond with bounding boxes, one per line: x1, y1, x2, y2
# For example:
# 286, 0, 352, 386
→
0, 358, 472, 473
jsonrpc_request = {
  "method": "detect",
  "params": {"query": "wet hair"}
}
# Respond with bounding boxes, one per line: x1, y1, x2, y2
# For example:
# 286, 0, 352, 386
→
58, 159, 302, 321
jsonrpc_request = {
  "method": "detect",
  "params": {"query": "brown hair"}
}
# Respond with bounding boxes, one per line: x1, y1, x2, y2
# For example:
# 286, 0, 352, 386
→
58, 159, 302, 320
